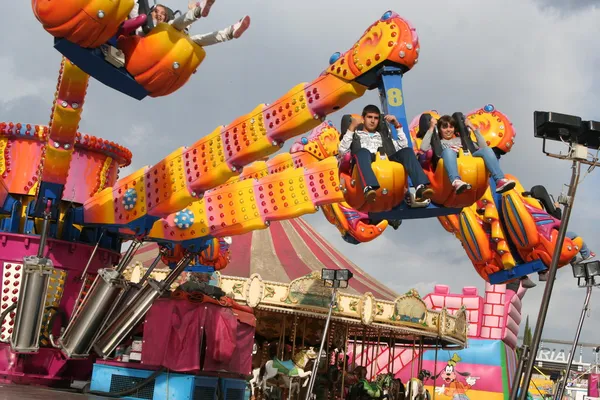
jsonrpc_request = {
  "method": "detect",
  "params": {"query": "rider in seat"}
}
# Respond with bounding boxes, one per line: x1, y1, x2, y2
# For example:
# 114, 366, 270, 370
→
130, 0, 250, 46
420, 114, 515, 194
338, 104, 434, 203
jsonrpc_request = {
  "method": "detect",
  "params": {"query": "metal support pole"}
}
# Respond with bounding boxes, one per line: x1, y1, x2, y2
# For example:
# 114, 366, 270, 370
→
510, 345, 529, 400
305, 287, 338, 400
78, 230, 105, 280
518, 160, 581, 400
117, 239, 143, 274
10, 205, 54, 353
37, 206, 52, 258
554, 283, 593, 400
93, 253, 193, 358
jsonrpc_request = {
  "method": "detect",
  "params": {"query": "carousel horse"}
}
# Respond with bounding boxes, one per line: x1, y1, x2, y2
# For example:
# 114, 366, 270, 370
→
249, 347, 318, 397
405, 370, 431, 400
348, 366, 389, 400
375, 373, 406, 400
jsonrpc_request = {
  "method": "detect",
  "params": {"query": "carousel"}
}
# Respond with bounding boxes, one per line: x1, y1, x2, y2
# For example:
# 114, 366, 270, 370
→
126, 218, 468, 400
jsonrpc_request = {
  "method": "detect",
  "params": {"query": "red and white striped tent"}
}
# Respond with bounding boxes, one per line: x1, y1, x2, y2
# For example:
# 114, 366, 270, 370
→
131, 218, 398, 301
127, 218, 467, 379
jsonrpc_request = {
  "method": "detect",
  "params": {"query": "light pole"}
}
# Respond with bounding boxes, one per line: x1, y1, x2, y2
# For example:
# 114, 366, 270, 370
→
515, 111, 600, 400
554, 260, 600, 400
304, 269, 353, 400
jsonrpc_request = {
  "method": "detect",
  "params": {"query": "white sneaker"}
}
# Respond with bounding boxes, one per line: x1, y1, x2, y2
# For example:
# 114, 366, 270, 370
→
232, 15, 250, 39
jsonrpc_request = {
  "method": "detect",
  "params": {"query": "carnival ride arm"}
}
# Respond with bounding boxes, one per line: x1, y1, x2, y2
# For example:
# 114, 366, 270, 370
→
81, 11, 419, 231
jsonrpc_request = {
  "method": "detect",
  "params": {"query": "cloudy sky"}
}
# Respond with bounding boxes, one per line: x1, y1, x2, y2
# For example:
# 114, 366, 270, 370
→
3, 1, 600, 359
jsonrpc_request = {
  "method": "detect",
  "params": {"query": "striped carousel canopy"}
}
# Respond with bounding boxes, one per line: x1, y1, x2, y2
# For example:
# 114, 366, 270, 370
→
132, 218, 397, 301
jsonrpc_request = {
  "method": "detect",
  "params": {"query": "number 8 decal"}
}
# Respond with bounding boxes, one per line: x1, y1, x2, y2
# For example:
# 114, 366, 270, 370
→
387, 88, 403, 107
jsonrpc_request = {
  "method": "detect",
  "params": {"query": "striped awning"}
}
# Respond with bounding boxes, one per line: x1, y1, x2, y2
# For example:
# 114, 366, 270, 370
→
131, 218, 398, 301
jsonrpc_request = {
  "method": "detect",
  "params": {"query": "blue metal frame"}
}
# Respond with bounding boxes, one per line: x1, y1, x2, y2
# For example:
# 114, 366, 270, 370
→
0, 199, 22, 233
54, 38, 148, 101
368, 65, 461, 220
487, 177, 548, 284
31, 181, 64, 219
377, 66, 411, 143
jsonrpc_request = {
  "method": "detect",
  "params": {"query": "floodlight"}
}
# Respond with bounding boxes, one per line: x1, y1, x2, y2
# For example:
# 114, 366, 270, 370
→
585, 260, 600, 277
534, 111, 582, 142
580, 120, 600, 149
335, 269, 353, 281
572, 263, 586, 279
321, 269, 336, 281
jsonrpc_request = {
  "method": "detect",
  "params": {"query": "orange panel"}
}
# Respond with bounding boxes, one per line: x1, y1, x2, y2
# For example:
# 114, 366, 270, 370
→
118, 23, 206, 98
145, 148, 194, 217
32, 0, 134, 48
341, 154, 407, 212
426, 155, 489, 208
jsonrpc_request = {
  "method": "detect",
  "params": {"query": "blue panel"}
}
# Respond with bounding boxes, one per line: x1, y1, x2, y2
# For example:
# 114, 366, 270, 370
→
90, 363, 222, 400
220, 378, 249, 400
54, 38, 148, 101
0, 194, 16, 215
180, 236, 213, 253
185, 265, 215, 273
377, 66, 411, 146
421, 339, 504, 366
488, 260, 546, 284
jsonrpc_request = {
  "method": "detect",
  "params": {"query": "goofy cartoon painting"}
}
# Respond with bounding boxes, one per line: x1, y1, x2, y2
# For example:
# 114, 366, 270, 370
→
434, 353, 479, 399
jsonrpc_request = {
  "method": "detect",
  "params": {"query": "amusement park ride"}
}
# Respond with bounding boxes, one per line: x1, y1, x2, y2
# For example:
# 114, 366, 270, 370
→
0, 0, 597, 398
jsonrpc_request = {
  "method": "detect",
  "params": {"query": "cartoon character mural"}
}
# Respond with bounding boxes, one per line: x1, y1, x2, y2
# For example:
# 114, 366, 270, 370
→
434, 354, 479, 399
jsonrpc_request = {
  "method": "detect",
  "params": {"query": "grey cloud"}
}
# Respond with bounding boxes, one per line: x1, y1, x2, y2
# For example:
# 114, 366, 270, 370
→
3, 0, 600, 353
535, 0, 600, 12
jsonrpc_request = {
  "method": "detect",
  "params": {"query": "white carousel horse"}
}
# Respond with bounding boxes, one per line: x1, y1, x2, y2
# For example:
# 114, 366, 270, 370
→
406, 378, 431, 400
249, 347, 318, 397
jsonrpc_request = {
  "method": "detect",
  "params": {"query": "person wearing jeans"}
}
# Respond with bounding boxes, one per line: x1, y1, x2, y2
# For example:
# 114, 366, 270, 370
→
420, 114, 516, 194
338, 105, 433, 204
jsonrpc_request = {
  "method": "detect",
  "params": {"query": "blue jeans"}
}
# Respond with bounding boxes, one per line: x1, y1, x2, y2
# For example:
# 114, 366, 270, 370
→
567, 231, 591, 259
440, 147, 505, 182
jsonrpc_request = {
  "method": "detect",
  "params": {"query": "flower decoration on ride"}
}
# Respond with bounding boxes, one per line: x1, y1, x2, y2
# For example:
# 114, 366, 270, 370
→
122, 188, 137, 211
174, 208, 195, 229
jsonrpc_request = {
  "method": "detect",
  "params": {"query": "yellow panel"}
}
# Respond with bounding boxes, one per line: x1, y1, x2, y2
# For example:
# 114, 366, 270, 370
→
205, 178, 267, 237
266, 153, 294, 174
148, 200, 210, 241
186, 127, 236, 193
222, 104, 274, 168
255, 167, 316, 222
0, 137, 7, 175
146, 147, 194, 216
306, 157, 346, 206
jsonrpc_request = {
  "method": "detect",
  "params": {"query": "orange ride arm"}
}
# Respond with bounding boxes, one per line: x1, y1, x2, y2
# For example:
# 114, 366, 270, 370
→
83, 11, 420, 229
36, 58, 89, 191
